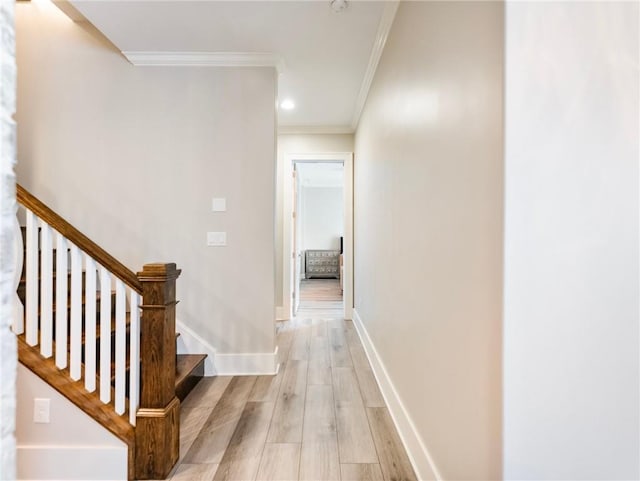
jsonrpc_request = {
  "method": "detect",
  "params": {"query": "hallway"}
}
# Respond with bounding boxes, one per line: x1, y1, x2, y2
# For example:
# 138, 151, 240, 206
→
167, 289, 416, 481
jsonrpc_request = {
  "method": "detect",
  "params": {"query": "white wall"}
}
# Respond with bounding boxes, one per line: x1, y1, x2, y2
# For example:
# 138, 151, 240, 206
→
353, 2, 504, 480
276, 134, 353, 308
16, 2, 276, 361
503, 2, 639, 479
300, 186, 343, 252
16, 365, 128, 480
0, 2, 17, 479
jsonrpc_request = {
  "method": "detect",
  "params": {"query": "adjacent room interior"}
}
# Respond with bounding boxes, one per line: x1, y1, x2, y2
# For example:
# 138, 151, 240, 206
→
293, 161, 345, 317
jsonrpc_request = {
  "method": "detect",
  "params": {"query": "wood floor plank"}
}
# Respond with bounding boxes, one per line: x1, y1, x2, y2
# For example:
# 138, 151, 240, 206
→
299, 440, 341, 481
308, 359, 332, 385
333, 367, 378, 464
303, 385, 337, 442
333, 367, 364, 404
256, 443, 301, 481
179, 407, 215, 462
330, 326, 353, 368
299, 384, 340, 480
181, 376, 233, 410
340, 464, 384, 481
341, 324, 384, 408
308, 335, 332, 385
311, 319, 328, 337
171, 463, 219, 481
348, 342, 370, 370
335, 403, 379, 464
354, 367, 385, 408
343, 323, 359, 353
183, 376, 257, 464
366, 407, 417, 481
277, 330, 295, 362
249, 368, 285, 403
300, 279, 342, 302
328, 319, 346, 330
213, 401, 275, 481
310, 335, 330, 362
289, 325, 312, 361
267, 360, 308, 443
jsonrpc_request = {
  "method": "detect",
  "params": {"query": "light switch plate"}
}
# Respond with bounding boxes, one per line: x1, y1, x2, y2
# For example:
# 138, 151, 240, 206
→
212, 198, 227, 212
207, 231, 227, 246
34, 398, 50, 423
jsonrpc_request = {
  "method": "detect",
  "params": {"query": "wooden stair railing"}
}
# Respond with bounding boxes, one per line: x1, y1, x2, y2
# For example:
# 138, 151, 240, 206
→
13, 185, 206, 480
135, 263, 180, 478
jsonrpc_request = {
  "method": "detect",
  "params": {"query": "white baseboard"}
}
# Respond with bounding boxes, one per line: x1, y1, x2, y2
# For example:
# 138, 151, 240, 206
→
352, 309, 442, 481
176, 319, 279, 376
176, 319, 217, 376
17, 445, 127, 480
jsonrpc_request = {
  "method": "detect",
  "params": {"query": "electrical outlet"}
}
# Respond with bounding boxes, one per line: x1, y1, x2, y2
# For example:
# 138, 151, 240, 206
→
34, 398, 50, 423
207, 232, 227, 247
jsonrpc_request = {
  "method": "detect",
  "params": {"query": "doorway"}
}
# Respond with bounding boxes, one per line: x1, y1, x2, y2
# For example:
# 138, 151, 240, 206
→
294, 162, 344, 317
283, 152, 353, 320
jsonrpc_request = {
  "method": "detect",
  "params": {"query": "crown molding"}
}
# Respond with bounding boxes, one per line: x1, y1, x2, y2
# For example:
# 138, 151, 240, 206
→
278, 125, 354, 135
350, 1, 399, 130
122, 51, 286, 73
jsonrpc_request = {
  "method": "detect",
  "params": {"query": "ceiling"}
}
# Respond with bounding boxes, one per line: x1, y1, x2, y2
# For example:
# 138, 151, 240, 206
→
66, 0, 398, 133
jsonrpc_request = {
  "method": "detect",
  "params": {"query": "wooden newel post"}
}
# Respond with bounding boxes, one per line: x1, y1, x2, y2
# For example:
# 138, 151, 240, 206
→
135, 263, 181, 480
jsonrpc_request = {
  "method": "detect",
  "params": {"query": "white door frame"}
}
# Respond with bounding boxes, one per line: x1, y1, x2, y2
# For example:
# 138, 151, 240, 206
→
283, 152, 354, 320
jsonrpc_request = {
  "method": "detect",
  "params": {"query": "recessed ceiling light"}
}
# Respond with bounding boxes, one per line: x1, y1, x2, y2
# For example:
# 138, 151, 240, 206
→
330, 0, 348, 13
280, 99, 296, 110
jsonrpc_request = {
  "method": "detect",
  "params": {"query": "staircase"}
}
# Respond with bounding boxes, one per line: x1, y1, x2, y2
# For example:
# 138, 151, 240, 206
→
12, 184, 207, 480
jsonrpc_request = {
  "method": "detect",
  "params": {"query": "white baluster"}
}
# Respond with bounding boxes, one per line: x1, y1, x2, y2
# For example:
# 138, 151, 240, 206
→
99, 267, 112, 404
12, 214, 24, 335
69, 243, 82, 381
25, 209, 38, 346
55, 234, 68, 369
114, 280, 126, 415
128, 291, 140, 425
84, 256, 97, 392
39, 222, 53, 358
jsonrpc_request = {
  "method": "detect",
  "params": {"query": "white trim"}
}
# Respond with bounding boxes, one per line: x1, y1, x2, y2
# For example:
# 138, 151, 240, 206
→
176, 319, 279, 376
352, 309, 442, 481
282, 153, 354, 321
275, 306, 288, 321
16, 445, 127, 481
350, 1, 399, 130
278, 125, 355, 135
123, 51, 286, 73
175, 319, 217, 376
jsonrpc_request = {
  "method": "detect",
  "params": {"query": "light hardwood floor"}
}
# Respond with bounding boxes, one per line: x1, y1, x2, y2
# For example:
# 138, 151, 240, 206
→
299, 279, 343, 302
296, 279, 344, 320
164, 282, 416, 481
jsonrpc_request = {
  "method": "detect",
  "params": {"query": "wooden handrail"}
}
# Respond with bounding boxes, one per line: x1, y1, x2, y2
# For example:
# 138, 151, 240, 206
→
17, 184, 143, 294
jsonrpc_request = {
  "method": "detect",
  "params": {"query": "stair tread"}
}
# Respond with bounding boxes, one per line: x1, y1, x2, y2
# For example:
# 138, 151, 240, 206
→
175, 354, 206, 385
175, 354, 206, 402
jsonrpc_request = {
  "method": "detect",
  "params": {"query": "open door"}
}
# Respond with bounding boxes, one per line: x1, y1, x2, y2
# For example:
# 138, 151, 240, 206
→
292, 166, 302, 316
